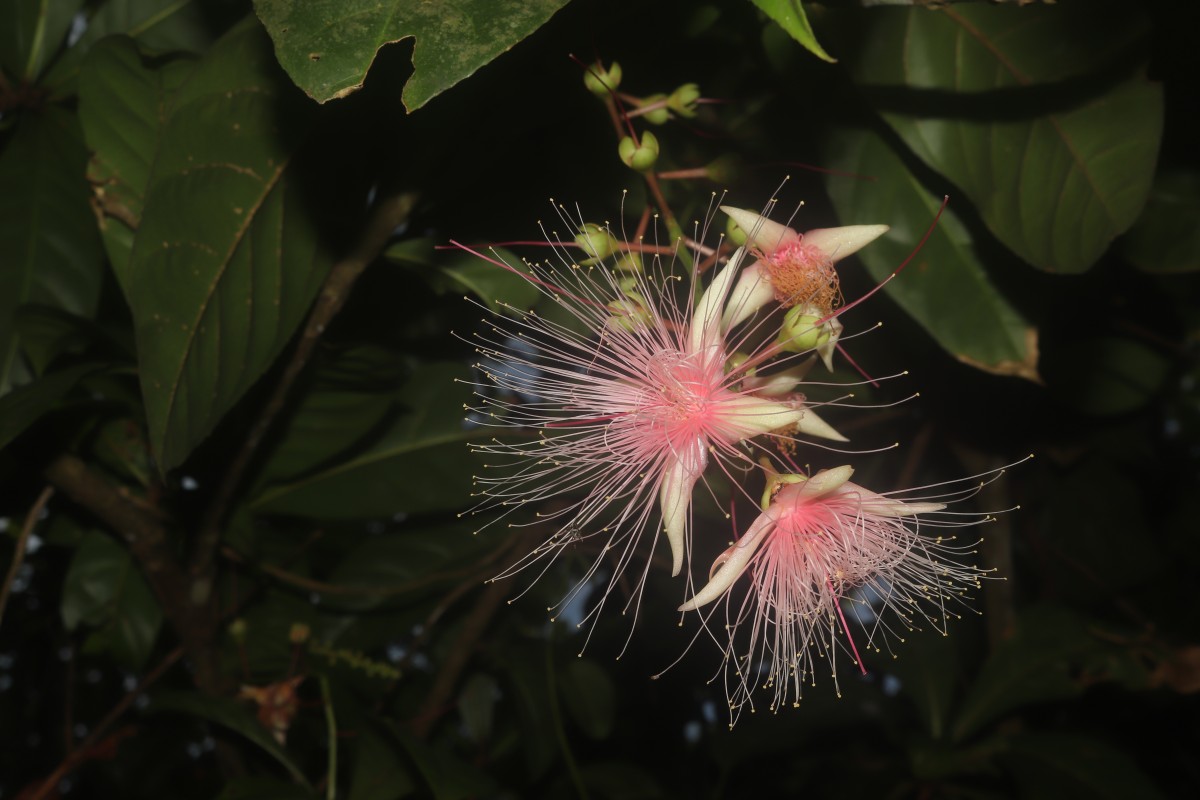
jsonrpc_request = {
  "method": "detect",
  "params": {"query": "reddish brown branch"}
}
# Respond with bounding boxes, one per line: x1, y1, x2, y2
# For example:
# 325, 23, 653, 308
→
0, 485, 53, 626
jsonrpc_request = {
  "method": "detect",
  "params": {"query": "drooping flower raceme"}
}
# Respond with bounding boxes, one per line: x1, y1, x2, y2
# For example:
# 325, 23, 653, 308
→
462, 205, 885, 626
679, 464, 998, 721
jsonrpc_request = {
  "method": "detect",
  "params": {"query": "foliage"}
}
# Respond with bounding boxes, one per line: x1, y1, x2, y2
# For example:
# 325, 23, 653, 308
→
1, 0, 1197, 797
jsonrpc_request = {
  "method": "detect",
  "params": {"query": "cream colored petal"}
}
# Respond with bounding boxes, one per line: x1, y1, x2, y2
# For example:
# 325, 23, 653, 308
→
742, 358, 816, 396
659, 445, 707, 576
689, 246, 744, 353
721, 261, 775, 331
721, 206, 801, 252
678, 510, 776, 612
795, 465, 855, 502
803, 224, 889, 264
794, 405, 848, 442
713, 395, 804, 439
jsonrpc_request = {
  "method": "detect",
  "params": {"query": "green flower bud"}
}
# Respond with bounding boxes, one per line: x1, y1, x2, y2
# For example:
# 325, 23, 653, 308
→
705, 153, 743, 184
776, 304, 829, 354
667, 83, 701, 118
583, 61, 621, 96
640, 94, 670, 125
606, 291, 654, 331
289, 622, 311, 645
618, 131, 660, 172
575, 222, 620, 260
726, 351, 755, 377
229, 618, 248, 643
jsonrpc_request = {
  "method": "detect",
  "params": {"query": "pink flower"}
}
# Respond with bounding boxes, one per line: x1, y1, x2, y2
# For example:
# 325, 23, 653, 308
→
460, 211, 867, 623
679, 465, 995, 720
721, 206, 888, 369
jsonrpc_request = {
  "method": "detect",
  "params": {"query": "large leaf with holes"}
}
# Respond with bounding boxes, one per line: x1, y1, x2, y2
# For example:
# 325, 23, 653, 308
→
251, 362, 478, 518
79, 36, 196, 284
826, 128, 1037, 380
126, 18, 329, 471
851, 4, 1163, 273
252, 0, 570, 108
0, 107, 105, 395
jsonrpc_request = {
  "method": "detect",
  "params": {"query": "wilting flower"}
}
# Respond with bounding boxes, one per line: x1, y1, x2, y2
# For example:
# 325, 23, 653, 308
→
461, 206, 886, 624
679, 464, 998, 721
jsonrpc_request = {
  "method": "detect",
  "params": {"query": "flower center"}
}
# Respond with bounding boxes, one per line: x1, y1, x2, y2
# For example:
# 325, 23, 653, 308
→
764, 239, 840, 313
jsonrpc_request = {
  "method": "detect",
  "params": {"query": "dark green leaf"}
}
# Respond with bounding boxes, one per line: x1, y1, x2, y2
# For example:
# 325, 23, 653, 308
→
1044, 335, 1170, 416
751, 0, 835, 63
952, 606, 1099, 741
886, 626, 960, 740
125, 18, 330, 470
78, 35, 196, 282
0, 107, 105, 394
251, 362, 478, 518
578, 762, 663, 800
0, 0, 83, 79
215, 777, 316, 800
44, 0, 214, 92
0, 362, 107, 450
851, 5, 1163, 273
348, 727, 417, 800
559, 658, 616, 740
457, 673, 499, 745
825, 127, 1038, 380
60, 530, 162, 670
433, 247, 541, 314
252, 0, 571, 108
1121, 169, 1200, 273
325, 522, 492, 612
390, 723, 494, 800
256, 387, 396, 487
150, 690, 311, 786
1003, 732, 1166, 800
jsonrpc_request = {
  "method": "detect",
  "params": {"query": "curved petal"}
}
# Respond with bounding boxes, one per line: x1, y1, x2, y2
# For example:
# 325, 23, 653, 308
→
659, 442, 707, 576
721, 206, 800, 252
678, 509, 776, 612
803, 225, 890, 263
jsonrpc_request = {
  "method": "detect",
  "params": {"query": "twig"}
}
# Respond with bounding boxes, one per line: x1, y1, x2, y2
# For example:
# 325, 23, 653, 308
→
0, 485, 52, 626
28, 647, 184, 800
189, 191, 420, 601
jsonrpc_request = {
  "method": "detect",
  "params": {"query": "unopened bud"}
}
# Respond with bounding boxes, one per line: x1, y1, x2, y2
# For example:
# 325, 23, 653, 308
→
640, 94, 670, 125
606, 291, 654, 331
575, 222, 620, 260
667, 83, 701, 118
583, 61, 621, 96
229, 618, 248, 643
777, 304, 830, 354
289, 622, 311, 645
618, 132, 660, 172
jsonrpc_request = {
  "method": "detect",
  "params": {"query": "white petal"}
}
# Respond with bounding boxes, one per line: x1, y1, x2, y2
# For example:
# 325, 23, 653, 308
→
659, 445, 707, 576
714, 395, 804, 438
678, 511, 775, 612
794, 406, 848, 442
796, 465, 855, 501
803, 224, 889, 264
689, 246, 744, 353
721, 206, 800, 252
721, 261, 775, 331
